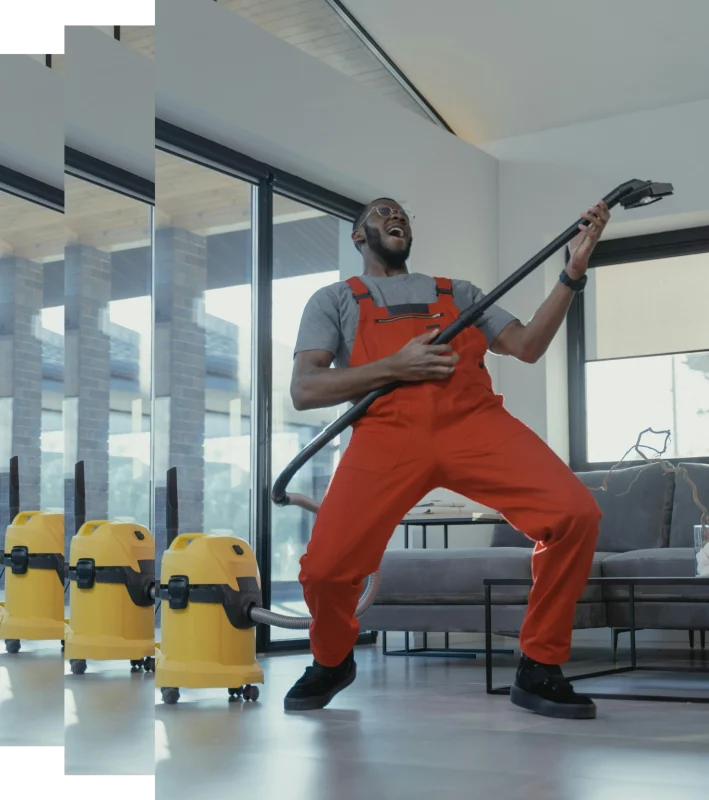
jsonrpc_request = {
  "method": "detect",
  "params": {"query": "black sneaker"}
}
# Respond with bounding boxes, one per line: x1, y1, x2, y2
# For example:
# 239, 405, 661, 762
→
284, 651, 356, 711
510, 655, 596, 719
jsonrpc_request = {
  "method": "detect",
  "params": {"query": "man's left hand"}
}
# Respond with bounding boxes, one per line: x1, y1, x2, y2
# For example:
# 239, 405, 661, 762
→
567, 201, 610, 278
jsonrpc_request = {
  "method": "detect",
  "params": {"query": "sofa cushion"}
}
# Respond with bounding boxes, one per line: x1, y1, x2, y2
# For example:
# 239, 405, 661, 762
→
375, 548, 531, 604
577, 462, 675, 551
359, 602, 607, 635
374, 548, 612, 605
669, 462, 709, 547
490, 522, 534, 548
600, 548, 709, 600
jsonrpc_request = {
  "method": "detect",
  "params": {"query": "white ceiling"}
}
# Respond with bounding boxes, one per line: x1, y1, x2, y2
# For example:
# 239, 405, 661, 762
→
224, 0, 430, 121
345, 0, 709, 144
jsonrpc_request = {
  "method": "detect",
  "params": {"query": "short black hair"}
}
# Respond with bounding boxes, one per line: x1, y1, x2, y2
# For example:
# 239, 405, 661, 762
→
352, 197, 401, 251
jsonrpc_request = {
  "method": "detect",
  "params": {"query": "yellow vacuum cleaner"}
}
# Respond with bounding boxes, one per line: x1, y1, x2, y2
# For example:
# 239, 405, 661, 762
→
64, 461, 156, 674
0, 511, 66, 653
155, 531, 263, 705
64, 516, 155, 674
154, 468, 375, 705
0, 457, 66, 654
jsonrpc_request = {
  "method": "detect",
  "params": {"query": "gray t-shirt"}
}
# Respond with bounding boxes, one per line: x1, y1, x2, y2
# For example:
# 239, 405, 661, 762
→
294, 272, 519, 367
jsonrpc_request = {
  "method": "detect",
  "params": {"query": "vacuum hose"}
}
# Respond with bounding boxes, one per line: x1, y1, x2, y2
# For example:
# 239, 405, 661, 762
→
257, 179, 673, 629
249, 570, 381, 630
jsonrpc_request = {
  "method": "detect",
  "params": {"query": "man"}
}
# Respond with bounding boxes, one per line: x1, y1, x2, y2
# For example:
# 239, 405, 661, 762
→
285, 196, 610, 719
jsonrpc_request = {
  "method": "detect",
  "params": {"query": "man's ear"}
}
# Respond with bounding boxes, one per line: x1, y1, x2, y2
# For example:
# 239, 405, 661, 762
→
352, 228, 365, 249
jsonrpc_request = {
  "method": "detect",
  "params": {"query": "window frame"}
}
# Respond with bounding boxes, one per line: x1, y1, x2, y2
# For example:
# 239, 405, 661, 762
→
567, 224, 709, 472
0, 163, 64, 212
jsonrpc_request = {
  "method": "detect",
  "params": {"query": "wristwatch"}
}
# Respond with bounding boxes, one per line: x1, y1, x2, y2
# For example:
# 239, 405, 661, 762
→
559, 269, 587, 292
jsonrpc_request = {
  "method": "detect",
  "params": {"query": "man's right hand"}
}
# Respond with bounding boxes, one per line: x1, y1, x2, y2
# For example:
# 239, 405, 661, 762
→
387, 330, 460, 382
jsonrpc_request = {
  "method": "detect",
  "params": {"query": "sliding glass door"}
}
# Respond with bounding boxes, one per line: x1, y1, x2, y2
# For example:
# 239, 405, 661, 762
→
153, 149, 254, 572
269, 195, 352, 641
155, 125, 363, 651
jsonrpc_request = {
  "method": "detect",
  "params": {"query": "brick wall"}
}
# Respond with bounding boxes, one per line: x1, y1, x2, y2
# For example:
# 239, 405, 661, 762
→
63, 244, 111, 555
154, 227, 207, 577
0, 256, 43, 584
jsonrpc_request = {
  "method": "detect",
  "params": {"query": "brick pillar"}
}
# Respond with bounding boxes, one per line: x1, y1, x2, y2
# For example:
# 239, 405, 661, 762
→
154, 228, 206, 577
0, 256, 43, 582
63, 244, 111, 555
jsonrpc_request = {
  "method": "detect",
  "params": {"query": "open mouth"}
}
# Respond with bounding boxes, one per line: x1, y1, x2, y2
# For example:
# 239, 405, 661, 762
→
387, 226, 406, 239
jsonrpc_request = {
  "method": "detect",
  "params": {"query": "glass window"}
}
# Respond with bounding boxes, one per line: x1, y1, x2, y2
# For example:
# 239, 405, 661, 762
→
154, 150, 253, 553
586, 353, 709, 462
64, 175, 153, 531
582, 254, 709, 462
269, 193, 354, 640
0, 191, 67, 581
41, 260, 65, 512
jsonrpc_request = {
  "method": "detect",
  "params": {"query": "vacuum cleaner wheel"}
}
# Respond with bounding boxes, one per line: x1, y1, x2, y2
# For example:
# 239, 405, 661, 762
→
70, 659, 87, 675
243, 685, 259, 702
4, 640, 20, 654
161, 687, 180, 705
228, 686, 244, 700
130, 659, 145, 672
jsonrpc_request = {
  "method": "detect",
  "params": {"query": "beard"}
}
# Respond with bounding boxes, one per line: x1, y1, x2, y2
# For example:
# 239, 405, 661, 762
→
365, 225, 412, 267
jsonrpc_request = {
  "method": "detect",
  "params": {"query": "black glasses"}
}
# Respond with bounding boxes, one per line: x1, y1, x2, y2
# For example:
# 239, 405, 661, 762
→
360, 205, 413, 227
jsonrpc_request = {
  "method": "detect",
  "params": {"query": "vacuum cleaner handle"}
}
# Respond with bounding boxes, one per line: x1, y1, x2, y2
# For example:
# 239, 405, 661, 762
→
166, 467, 179, 548
9, 456, 20, 522
74, 461, 86, 534
272, 179, 670, 507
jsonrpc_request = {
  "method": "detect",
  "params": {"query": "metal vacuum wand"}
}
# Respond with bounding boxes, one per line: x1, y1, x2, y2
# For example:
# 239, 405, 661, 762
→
272, 178, 673, 508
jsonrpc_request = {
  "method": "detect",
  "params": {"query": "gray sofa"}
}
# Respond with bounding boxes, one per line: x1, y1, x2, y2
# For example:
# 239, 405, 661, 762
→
359, 462, 709, 646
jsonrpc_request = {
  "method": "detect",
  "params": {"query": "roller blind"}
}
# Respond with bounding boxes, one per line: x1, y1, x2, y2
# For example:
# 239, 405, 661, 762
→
584, 252, 709, 361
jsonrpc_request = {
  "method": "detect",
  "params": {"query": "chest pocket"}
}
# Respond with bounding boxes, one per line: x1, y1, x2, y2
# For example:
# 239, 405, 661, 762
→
374, 303, 444, 325
376, 312, 444, 324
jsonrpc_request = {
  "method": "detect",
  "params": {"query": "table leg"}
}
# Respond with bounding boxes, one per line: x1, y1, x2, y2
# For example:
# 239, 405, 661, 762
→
629, 584, 637, 670
443, 525, 449, 650
485, 584, 493, 693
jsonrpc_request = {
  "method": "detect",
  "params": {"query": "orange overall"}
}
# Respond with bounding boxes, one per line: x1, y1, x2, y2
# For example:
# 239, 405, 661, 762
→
299, 276, 601, 667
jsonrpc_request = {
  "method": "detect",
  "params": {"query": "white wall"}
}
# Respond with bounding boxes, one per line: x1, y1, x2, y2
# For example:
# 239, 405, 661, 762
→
156, 0, 499, 358
0, 56, 63, 189
482, 98, 709, 459
65, 27, 155, 181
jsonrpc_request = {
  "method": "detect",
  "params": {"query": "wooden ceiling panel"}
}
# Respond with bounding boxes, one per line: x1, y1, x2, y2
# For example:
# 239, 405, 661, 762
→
120, 26, 155, 59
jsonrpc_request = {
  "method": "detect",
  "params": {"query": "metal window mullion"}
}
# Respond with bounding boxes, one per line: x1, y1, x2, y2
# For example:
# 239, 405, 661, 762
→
149, 204, 156, 536
251, 179, 273, 654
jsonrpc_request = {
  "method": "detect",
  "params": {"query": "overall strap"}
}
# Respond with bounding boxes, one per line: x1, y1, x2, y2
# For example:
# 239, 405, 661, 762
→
433, 276, 460, 320
434, 277, 453, 295
346, 276, 375, 306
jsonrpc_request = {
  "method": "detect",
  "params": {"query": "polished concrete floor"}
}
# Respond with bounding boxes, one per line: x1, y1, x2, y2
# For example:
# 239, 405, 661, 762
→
64, 659, 155, 775
2, 629, 705, 791
156, 644, 709, 800
0, 638, 64, 746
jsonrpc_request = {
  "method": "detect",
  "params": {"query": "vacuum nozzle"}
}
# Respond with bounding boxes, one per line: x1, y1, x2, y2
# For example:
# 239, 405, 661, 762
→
617, 180, 674, 209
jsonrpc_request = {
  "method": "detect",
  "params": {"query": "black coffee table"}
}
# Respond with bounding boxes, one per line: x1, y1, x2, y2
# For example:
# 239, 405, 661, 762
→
484, 576, 709, 704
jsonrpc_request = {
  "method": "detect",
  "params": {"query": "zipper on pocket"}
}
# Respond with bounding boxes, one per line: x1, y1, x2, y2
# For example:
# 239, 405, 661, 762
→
376, 312, 444, 324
